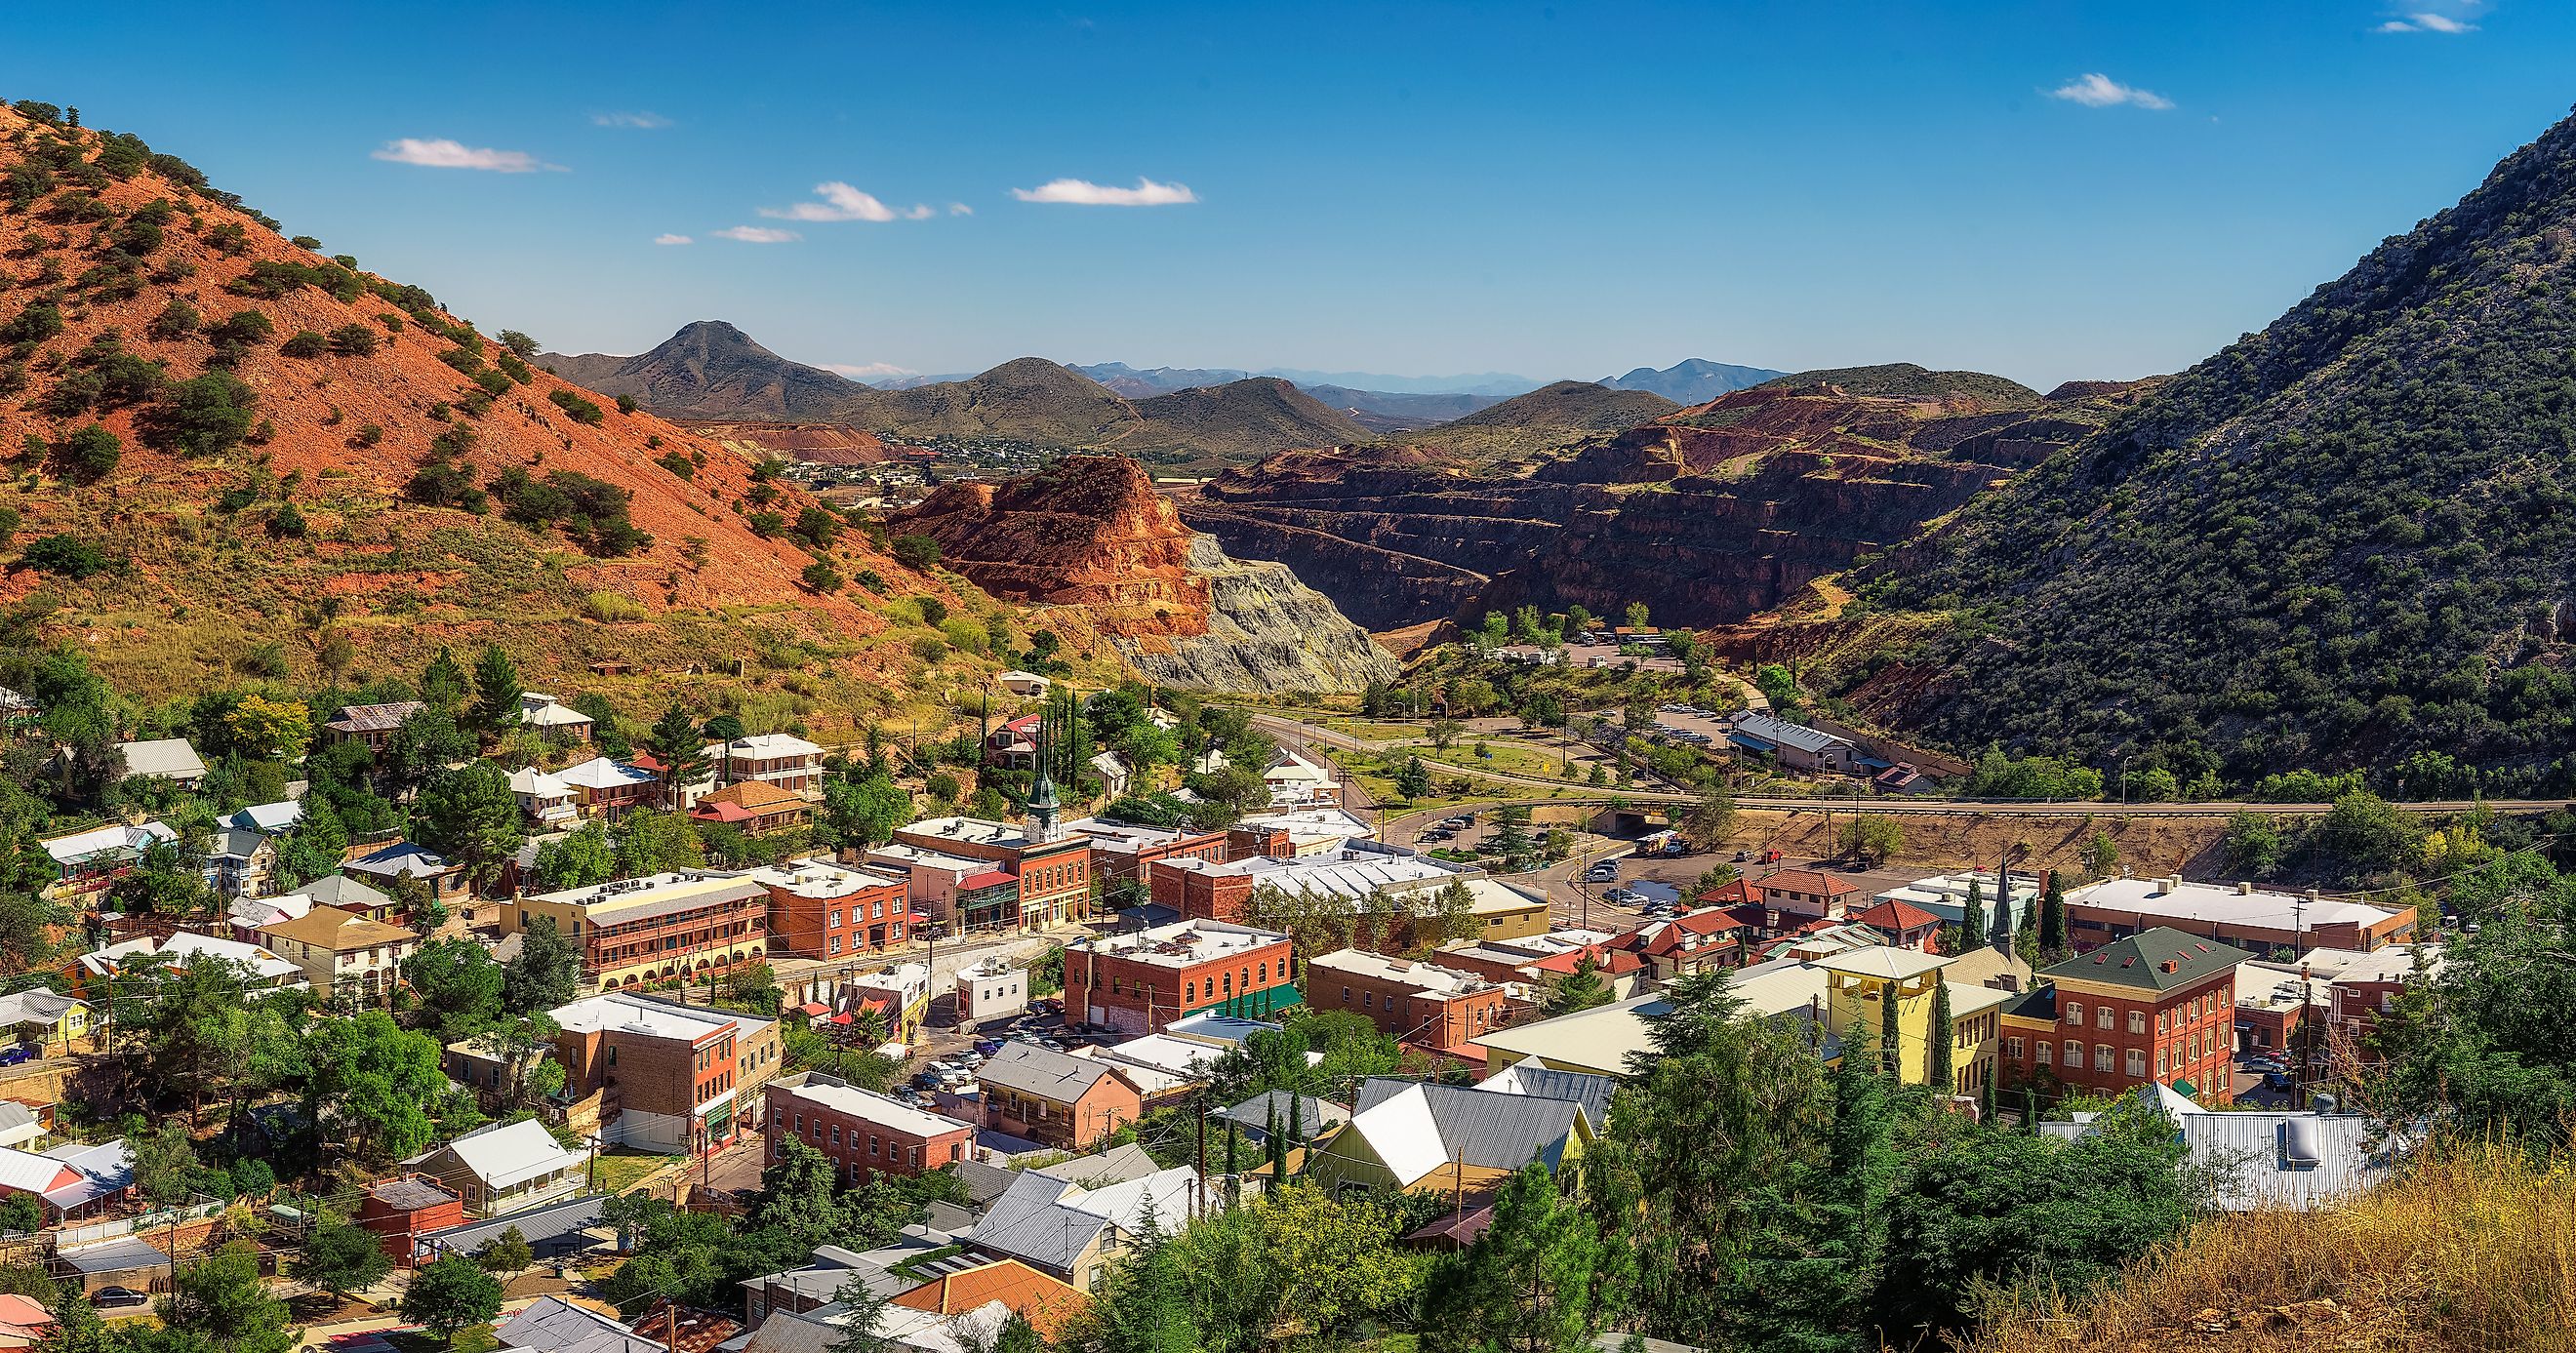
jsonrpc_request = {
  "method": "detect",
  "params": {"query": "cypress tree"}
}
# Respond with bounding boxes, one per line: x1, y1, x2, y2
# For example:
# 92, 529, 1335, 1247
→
1961, 880, 1987, 953
2038, 870, 2068, 959
1979, 1060, 1996, 1125
1880, 977, 1902, 1080
1926, 977, 1954, 1093
1266, 1100, 1288, 1180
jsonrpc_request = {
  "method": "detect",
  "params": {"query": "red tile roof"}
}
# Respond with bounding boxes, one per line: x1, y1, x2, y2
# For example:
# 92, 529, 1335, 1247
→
1853, 898, 1943, 933
1695, 878, 1760, 906
960, 868, 1017, 891
1758, 867, 1863, 896
891, 1259, 1089, 1338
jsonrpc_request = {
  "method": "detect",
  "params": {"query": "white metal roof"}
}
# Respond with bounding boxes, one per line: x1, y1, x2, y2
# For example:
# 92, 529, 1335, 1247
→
2066, 877, 2398, 931
771, 1074, 973, 1140
423, 1119, 587, 1191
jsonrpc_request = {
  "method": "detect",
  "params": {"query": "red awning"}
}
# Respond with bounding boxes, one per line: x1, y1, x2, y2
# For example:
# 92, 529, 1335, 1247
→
796, 1002, 830, 1017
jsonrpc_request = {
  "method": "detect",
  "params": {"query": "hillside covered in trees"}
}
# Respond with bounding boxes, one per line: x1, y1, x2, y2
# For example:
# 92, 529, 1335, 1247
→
1866, 104, 2576, 795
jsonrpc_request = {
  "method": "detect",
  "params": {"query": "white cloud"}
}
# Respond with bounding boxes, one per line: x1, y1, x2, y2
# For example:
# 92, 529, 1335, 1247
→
947, 202, 974, 216
2378, 12, 2478, 31
712, 225, 800, 244
654, 233, 693, 245
371, 138, 561, 172
2045, 73, 2174, 111
1010, 177, 1197, 206
592, 111, 673, 128
825, 362, 915, 379
761, 181, 937, 223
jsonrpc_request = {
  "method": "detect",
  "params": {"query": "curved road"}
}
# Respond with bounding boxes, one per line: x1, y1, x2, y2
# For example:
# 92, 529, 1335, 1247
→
1248, 711, 2571, 818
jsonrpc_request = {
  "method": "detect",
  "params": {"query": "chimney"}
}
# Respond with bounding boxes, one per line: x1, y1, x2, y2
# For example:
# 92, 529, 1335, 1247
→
2305, 888, 2320, 903
2160, 959, 2179, 974
2163, 875, 2183, 892
2236, 881, 2254, 895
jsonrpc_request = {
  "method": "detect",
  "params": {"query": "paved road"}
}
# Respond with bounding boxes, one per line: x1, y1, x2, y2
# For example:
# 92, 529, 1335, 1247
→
1248, 712, 2567, 817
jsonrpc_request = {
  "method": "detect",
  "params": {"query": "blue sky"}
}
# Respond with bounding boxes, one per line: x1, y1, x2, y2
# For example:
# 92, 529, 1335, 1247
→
0, 0, 2560, 389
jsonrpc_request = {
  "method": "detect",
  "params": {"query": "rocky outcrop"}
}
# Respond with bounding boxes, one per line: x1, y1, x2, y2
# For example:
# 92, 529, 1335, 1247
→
888, 456, 1395, 694
1114, 537, 1400, 694
1181, 383, 2118, 630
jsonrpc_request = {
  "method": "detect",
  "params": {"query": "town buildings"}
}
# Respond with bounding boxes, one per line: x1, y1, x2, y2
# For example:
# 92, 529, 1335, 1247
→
720, 735, 827, 796
357, 1175, 465, 1266
323, 701, 423, 752
254, 906, 420, 1005
399, 1119, 589, 1216
1064, 920, 1296, 1034
891, 815, 1092, 931
2061, 875, 2414, 954
954, 957, 1028, 1025
763, 1071, 975, 1182
692, 781, 815, 837
753, 860, 909, 960
976, 1043, 1147, 1150
1148, 847, 1548, 941
547, 991, 783, 1153
1307, 948, 1514, 1053
556, 757, 660, 820
1726, 711, 1864, 774
1304, 1075, 1602, 1202
1065, 818, 1230, 888
507, 872, 770, 990
2001, 927, 2254, 1103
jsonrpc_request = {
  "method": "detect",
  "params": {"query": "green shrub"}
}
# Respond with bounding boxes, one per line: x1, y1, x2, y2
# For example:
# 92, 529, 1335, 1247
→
146, 298, 199, 340
615, 394, 636, 415
328, 323, 378, 357
208, 309, 272, 345
48, 422, 119, 481
546, 389, 605, 424
19, 534, 107, 577
278, 330, 328, 358
352, 423, 383, 448
889, 534, 940, 571
142, 372, 258, 457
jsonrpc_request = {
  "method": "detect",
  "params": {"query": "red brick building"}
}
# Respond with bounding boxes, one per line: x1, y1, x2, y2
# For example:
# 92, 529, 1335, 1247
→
763, 1071, 974, 1182
1065, 920, 1296, 1034
1069, 818, 1234, 888
356, 1174, 464, 1267
892, 816, 1094, 930
754, 860, 911, 960
2001, 926, 2252, 1104
1307, 948, 1513, 1052
547, 992, 782, 1154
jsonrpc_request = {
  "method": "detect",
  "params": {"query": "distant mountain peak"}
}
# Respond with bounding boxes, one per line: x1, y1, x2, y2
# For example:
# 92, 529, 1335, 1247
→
539, 319, 861, 419
1600, 358, 1786, 404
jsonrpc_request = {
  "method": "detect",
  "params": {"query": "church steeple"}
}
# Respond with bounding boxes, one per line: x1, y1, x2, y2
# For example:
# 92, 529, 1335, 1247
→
1026, 690, 1066, 845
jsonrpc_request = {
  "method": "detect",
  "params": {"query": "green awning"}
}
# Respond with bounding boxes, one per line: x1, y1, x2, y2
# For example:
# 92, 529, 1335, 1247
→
1187, 984, 1302, 1021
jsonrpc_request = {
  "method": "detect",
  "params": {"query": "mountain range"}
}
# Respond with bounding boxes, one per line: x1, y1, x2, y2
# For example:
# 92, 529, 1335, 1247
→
1847, 104, 2576, 787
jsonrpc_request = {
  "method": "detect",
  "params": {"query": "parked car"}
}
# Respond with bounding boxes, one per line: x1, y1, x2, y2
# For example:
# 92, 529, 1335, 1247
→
1603, 888, 1644, 905
1584, 864, 1620, 883
974, 1039, 1005, 1055
90, 1289, 148, 1310
0, 1047, 36, 1067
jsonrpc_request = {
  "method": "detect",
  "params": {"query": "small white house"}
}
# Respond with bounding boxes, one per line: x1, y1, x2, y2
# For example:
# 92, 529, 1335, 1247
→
996, 670, 1053, 698
402, 1120, 588, 1216
954, 957, 1029, 1025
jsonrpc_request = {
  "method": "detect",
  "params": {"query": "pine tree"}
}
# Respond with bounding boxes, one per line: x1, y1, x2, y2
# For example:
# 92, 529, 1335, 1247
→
1960, 880, 1987, 953
468, 644, 522, 736
1265, 1100, 1287, 1180
2038, 869, 2068, 959
420, 647, 470, 713
1926, 976, 1954, 1093
1394, 755, 1433, 800
646, 703, 709, 809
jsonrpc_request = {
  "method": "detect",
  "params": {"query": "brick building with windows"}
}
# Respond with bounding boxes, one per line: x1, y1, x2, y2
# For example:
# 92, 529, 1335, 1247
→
764, 1071, 974, 1182
1065, 920, 1296, 1035
507, 872, 770, 991
546, 991, 782, 1154
1067, 818, 1233, 888
2001, 927, 2253, 1104
753, 859, 910, 960
1308, 948, 1515, 1053
891, 816, 1093, 931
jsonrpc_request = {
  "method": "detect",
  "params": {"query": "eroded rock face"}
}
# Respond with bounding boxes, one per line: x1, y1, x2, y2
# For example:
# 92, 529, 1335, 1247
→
889, 456, 1396, 693
1181, 384, 2120, 630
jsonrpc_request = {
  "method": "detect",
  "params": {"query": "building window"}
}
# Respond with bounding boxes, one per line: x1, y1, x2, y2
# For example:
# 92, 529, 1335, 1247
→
2061, 1039, 2078, 1065
2127, 1011, 2146, 1034
2156, 1047, 2168, 1076
2005, 1036, 2024, 1059
2094, 1044, 2113, 1072
2126, 1049, 2147, 1077
2097, 1008, 2113, 1030
2156, 1010, 2169, 1035
2064, 1003, 2082, 1026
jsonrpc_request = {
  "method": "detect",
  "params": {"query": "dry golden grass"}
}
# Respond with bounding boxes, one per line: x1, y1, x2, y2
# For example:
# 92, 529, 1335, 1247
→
1964, 1142, 2576, 1353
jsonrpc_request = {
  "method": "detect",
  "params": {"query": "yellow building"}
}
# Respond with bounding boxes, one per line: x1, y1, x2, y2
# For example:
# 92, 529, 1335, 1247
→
1813, 947, 2012, 1092
504, 872, 771, 991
